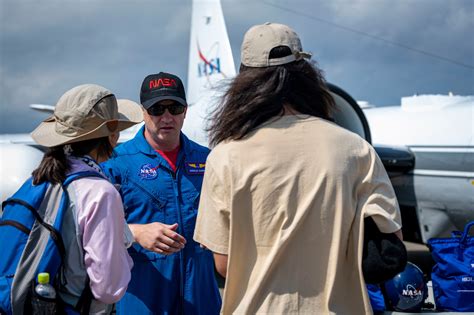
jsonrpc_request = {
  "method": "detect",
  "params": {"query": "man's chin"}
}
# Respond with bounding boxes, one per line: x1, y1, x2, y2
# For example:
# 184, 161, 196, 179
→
159, 128, 175, 134
157, 131, 178, 141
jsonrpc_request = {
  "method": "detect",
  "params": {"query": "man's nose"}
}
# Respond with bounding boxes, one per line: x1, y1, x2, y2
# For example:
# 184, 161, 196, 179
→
161, 109, 174, 120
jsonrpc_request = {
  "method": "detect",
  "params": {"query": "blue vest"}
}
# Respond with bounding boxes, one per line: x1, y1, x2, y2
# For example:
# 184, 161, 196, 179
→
102, 127, 221, 314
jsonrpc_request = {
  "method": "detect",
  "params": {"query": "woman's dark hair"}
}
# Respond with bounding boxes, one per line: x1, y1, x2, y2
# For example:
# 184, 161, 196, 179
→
208, 46, 336, 146
32, 136, 114, 185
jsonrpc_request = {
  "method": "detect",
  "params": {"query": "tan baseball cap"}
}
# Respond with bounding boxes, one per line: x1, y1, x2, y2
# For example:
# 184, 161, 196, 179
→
241, 22, 312, 67
31, 84, 143, 147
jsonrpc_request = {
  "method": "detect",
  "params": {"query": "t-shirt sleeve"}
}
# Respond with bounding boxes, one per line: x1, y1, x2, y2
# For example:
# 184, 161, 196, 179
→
193, 160, 230, 255
357, 144, 402, 233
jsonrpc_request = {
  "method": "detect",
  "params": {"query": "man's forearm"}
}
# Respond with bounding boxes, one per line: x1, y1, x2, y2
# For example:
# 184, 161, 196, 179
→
214, 252, 228, 278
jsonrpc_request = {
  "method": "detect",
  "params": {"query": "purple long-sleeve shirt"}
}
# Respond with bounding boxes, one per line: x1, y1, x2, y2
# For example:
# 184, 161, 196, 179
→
67, 158, 133, 304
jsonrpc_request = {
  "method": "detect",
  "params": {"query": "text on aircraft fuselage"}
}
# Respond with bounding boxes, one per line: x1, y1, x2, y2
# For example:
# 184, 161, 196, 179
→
197, 46, 222, 77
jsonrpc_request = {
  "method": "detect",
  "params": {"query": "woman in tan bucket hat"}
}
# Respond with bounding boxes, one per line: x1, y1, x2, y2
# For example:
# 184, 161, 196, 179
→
26, 84, 141, 313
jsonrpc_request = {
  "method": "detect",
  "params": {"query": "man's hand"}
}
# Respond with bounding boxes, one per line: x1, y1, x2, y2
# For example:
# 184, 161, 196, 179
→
129, 222, 187, 255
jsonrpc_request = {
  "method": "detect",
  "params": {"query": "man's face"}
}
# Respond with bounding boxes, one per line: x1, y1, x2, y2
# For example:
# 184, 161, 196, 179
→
143, 99, 187, 149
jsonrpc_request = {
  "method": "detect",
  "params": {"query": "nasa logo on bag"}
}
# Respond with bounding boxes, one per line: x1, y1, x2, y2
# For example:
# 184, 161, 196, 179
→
139, 164, 159, 179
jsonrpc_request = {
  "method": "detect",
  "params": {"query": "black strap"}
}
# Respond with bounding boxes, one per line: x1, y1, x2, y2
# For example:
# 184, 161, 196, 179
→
75, 277, 93, 315
379, 281, 393, 311
3, 198, 67, 262
62, 171, 103, 187
0, 220, 31, 234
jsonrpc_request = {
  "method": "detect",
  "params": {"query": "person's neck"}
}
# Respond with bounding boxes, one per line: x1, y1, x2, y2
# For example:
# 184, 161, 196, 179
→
88, 149, 106, 163
282, 103, 301, 115
144, 129, 180, 152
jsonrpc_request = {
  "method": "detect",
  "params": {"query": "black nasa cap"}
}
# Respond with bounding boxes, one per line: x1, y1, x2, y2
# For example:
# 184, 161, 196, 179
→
140, 72, 187, 109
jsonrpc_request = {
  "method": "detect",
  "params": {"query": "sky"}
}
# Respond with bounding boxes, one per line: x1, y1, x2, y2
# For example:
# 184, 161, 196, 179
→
1, 0, 473, 133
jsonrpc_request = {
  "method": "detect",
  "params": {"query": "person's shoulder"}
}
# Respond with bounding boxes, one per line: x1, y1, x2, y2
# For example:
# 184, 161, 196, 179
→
315, 118, 369, 145
188, 140, 210, 154
105, 139, 141, 166
72, 175, 119, 198
69, 177, 123, 220
115, 137, 140, 155
297, 117, 373, 161
206, 140, 236, 163
182, 134, 210, 156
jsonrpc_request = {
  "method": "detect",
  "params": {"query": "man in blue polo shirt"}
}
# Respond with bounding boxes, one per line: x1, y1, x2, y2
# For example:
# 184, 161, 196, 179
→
102, 72, 221, 314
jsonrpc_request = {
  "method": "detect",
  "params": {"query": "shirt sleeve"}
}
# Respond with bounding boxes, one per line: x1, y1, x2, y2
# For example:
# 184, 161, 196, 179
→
73, 177, 133, 304
193, 160, 230, 255
357, 144, 402, 234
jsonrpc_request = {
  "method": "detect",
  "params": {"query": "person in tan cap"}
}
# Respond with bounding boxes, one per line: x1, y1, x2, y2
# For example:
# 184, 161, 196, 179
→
193, 23, 403, 314
27, 84, 141, 312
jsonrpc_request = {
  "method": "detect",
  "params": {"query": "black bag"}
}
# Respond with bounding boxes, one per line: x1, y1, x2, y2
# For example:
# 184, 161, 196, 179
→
362, 217, 407, 284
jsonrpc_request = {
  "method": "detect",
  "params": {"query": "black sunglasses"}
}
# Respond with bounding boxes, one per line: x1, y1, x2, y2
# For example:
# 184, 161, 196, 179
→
147, 102, 186, 116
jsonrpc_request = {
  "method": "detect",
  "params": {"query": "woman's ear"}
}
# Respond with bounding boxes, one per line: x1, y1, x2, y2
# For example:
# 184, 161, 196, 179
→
109, 132, 120, 148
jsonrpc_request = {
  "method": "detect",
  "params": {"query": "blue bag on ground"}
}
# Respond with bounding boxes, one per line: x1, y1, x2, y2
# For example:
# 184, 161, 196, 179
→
0, 171, 99, 315
428, 221, 474, 312
367, 284, 386, 313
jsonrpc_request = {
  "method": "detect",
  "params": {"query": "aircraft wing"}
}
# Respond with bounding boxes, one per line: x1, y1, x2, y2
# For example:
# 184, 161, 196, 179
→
0, 133, 36, 145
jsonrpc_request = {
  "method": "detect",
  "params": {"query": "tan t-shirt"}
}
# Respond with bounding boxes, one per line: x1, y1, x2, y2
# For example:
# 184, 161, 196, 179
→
194, 115, 402, 314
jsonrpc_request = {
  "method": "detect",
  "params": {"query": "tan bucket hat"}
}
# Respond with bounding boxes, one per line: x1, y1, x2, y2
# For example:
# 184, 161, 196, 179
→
241, 22, 312, 67
31, 84, 143, 147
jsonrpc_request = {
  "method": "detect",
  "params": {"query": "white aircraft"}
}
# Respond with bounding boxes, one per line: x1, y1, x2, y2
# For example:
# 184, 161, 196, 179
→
2, 0, 470, 246
363, 94, 474, 243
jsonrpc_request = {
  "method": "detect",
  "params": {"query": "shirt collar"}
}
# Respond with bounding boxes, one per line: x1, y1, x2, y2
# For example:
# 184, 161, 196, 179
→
67, 156, 106, 178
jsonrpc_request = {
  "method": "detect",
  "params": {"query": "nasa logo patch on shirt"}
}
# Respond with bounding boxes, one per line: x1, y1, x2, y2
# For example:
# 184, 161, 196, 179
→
139, 164, 159, 179
185, 162, 205, 175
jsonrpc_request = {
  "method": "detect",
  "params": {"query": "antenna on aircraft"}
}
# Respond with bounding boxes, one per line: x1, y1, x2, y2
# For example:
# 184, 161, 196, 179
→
29, 104, 55, 113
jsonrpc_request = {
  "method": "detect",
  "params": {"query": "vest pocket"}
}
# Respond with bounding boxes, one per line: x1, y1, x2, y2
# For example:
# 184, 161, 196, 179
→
184, 192, 200, 214
126, 179, 167, 214
129, 245, 168, 261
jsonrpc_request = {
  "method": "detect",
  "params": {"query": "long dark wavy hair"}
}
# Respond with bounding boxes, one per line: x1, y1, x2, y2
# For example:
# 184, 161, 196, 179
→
32, 137, 114, 185
207, 46, 336, 146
